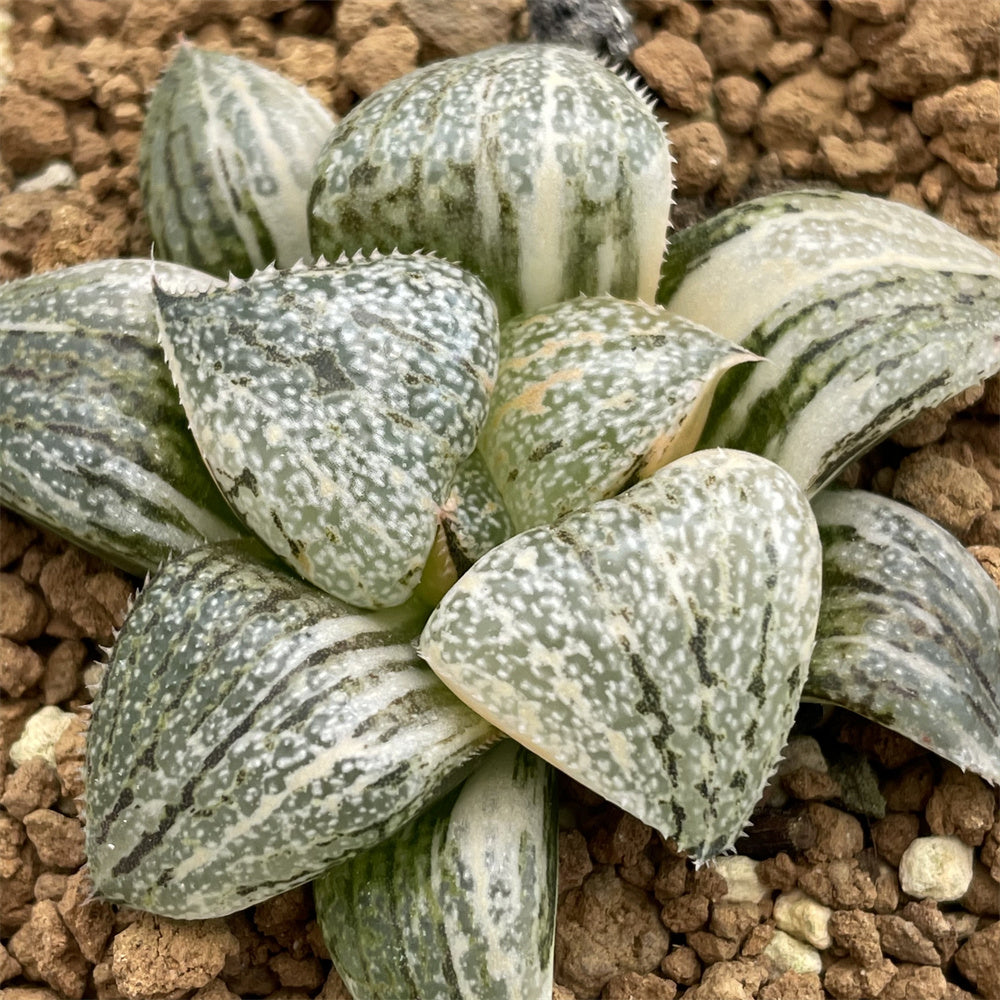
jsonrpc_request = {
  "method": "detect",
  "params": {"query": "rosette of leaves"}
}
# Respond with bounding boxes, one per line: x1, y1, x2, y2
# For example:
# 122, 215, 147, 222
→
2, 41, 999, 999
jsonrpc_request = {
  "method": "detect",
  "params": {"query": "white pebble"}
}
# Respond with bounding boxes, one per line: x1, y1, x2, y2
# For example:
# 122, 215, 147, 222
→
762, 928, 823, 975
712, 854, 768, 903
15, 160, 78, 192
772, 888, 832, 950
898, 835, 974, 901
9, 706, 75, 767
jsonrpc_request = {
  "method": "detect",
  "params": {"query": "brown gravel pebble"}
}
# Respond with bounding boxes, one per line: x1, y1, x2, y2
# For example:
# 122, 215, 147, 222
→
829, 908, 882, 967
798, 859, 877, 909
0, 640, 45, 700
602, 969, 677, 1000
21, 810, 85, 871
0, 759, 60, 822
632, 31, 713, 113
660, 944, 700, 986
825, 955, 897, 1000
560, 828, 595, 894
110, 912, 239, 999
682, 958, 767, 1000
873, 812, 921, 867
57, 870, 113, 966
556, 868, 672, 998
925, 768, 998, 847
953, 919, 1000, 998
893, 451, 993, 538
589, 812, 654, 869
877, 912, 941, 965
759, 970, 825, 1000
803, 804, 864, 863
338, 24, 419, 99
898, 900, 959, 965
6, 899, 89, 999
0, 576, 49, 644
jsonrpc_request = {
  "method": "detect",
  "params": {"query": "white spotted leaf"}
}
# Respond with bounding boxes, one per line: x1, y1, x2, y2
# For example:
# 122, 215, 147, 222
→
309, 44, 672, 321
154, 254, 499, 609
479, 296, 758, 531
420, 449, 823, 860
807, 489, 1000, 782
85, 543, 499, 919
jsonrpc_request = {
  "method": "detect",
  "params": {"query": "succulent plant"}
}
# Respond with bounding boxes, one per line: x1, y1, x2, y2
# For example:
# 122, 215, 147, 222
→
2, 39, 999, 1000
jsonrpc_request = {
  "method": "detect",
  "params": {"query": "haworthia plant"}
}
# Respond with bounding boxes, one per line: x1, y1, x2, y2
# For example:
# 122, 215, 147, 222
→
140, 42, 337, 279
154, 253, 500, 609
657, 189, 1000, 495
85, 543, 499, 919
309, 43, 672, 321
421, 449, 823, 860
315, 741, 557, 1000
807, 489, 1000, 782
479, 295, 758, 531
0, 259, 247, 575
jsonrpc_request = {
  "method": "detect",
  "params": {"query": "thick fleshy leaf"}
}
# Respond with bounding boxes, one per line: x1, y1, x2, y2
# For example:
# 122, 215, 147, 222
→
309, 44, 672, 321
479, 295, 758, 531
807, 488, 1000, 782
85, 544, 499, 919
657, 188, 1000, 496
155, 253, 499, 608
0, 259, 247, 574
140, 42, 337, 279
315, 741, 557, 1000
420, 449, 822, 860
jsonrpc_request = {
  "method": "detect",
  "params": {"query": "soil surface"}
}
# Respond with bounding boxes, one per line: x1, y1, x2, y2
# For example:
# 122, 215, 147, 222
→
1, 2, 998, 999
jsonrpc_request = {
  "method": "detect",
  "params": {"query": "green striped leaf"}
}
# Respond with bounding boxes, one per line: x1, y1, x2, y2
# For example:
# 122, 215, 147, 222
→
155, 253, 499, 609
0, 259, 247, 575
479, 295, 758, 531
85, 543, 499, 919
657, 189, 1000, 496
315, 741, 557, 1000
309, 44, 672, 321
420, 449, 822, 861
807, 488, 1000, 782
140, 42, 337, 279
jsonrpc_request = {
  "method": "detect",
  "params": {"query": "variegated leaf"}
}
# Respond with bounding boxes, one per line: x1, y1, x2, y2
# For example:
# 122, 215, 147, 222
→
309, 44, 672, 321
807, 488, 1000, 782
85, 543, 499, 919
420, 449, 823, 860
0, 259, 247, 574
154, 253, 499, 609
657, 188, 1000, 496
141, 42, 337, 279
479, 295, 758, 531
315, 741, 557, 1000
